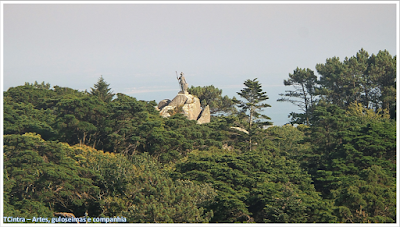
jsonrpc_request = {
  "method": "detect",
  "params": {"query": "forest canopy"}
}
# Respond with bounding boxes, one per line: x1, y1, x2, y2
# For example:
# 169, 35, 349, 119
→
3, 49, 397, 223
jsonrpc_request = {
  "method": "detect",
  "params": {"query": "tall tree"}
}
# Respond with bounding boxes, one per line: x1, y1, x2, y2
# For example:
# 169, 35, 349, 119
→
344, 49, 371, 108
367, 50, 396, 118
316, 57, 348, 108
315, 48, 396, 119
234, 78, 271, 151
90, 76, 114, 103
277, 67, 318, 125
316, 53, 367, 108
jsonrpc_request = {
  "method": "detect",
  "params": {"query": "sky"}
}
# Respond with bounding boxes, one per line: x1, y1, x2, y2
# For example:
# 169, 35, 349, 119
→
2, 2, 398, 125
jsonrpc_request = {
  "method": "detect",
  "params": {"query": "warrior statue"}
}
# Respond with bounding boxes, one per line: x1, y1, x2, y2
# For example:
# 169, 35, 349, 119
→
177, 72, 188, 94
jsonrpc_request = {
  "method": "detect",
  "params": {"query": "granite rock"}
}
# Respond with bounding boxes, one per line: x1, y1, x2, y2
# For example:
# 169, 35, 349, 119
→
197, 105, 210, 124
157, 99, 171, 110
157, 92, 209, 124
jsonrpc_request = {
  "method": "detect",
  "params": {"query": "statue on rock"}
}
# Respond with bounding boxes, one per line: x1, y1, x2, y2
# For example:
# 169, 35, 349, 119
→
177, 72, 188, 94
157, 71, 210, 124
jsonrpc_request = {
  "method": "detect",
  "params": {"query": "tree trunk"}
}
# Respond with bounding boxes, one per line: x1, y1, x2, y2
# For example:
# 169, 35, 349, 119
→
249, 107, 253, 151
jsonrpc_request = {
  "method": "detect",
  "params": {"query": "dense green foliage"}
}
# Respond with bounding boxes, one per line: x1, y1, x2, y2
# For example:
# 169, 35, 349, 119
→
303, 104, 396, 223
277, 67, 318, 125
279, 48, 396, 124
3, 49, 396, 223
90, 75, 115, 103
173, 147, 336, 223
187, 85, 236, 115
234, 78, 272, 151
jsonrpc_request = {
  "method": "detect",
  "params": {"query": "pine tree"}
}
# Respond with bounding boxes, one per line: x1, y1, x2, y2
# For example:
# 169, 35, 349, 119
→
187, 85, 237, 115
90, 76, 114, 102
234, 78, 271, 151
277, 67, 318, 125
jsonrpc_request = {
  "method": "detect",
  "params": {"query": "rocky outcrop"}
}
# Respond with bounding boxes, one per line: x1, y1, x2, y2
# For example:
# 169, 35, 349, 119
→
157, 99, 171, 110
168, 94, 189, 108
182, 96, 201, 120
158, 92, 210, 124
159, 106, 175, 118
197, 105, 210, 124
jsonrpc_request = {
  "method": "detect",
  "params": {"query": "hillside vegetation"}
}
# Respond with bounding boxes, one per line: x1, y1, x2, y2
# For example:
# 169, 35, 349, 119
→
3, 49, 396, 223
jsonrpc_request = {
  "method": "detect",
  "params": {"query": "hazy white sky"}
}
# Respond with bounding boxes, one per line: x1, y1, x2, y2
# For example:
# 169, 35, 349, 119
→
2, 2, 398, 125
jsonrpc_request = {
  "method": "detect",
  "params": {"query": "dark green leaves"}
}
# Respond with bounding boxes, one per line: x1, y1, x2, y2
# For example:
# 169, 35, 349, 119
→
278, 67, 318, 125
187, 85, 236, 115
234, 78, 272, 151
174, 148, 328, 223
4, 133, 100, 218
90, 76, 115, 103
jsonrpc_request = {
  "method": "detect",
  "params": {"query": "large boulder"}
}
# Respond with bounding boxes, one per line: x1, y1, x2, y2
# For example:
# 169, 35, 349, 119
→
197, 105, 210, 124
159, 106, 174, 118
158, 92, 206, 122
182, 95, 201, 120
168, 94, 189, 108
157, 99, 171, 110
